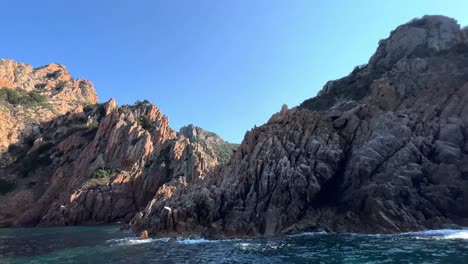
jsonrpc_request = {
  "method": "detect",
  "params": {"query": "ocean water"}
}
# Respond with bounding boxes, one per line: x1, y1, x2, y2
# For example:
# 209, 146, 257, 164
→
0, 226, 467, 263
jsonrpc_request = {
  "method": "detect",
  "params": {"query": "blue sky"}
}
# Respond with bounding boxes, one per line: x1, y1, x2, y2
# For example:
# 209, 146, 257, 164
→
2, 1, 468, 142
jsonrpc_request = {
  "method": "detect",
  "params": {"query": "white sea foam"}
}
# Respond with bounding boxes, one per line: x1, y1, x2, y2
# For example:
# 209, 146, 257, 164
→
175, 237, 248, 244
105, 229, 468, 247
106, 237, 170, 246
236, 241, 291, 252
402, 229, 462, 236
444, 232, 468, 240
176, 238, 218, 244
236, 242, 262, 251
306, 229, 468, 240
400, 229, 468, 240
108, 236, 247, 246
287, 231, 328, 237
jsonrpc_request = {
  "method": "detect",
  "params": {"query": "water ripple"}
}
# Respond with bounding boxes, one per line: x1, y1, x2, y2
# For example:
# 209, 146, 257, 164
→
1, 227, 468, 263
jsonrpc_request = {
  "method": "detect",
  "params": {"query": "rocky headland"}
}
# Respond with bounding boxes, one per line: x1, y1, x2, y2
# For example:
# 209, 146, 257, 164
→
1, 15, 468, 238
0, 61, 235, 227
132, 15, 468, 237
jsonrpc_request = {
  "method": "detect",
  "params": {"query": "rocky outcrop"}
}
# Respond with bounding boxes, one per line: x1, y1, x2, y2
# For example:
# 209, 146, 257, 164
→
179, 124, 239, 164
132, 15, 468, 237
2, 15, 467, 238
0, 64, 227, 227
0, 59, 97, 156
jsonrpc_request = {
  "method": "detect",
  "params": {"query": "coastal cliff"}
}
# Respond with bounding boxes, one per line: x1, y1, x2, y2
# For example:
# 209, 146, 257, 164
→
1, 15, 467, 238
132, 15, 468, 237
0, 62, 234, 227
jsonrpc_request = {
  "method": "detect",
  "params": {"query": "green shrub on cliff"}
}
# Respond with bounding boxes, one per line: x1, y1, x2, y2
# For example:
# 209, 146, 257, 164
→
82, 103, 107, 121
28, 91, 47, 104
92, 168, 111, 179
137, 115, 155, 130
0, 87, 47, 107
213, 142, 239, 163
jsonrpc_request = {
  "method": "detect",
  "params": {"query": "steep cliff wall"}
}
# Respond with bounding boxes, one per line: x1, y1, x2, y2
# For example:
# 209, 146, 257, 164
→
0, 62, 234, 227
132, 15, 468, 237
2, 15, 467, 237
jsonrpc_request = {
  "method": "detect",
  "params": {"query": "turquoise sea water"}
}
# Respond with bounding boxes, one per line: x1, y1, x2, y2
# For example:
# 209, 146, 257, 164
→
0, 226, 467, 263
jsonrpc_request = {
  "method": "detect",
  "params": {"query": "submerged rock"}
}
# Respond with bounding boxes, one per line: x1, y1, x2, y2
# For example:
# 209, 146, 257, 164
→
140, 230, 149, 240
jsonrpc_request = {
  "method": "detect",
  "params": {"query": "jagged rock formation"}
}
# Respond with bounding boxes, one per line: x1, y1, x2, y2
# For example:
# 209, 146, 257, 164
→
0, 59, 97, 157
0, 62, 234, 227
1, 15, 467, 237
179, 124, 239, 164
132, 15, 468, 237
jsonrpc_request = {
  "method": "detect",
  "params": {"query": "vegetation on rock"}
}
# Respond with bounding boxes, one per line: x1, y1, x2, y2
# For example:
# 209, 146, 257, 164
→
0, 87, 47, 107
179, 124, 238, 164
212, 142, 239, 163
137, 115, 155, 130
91, 168, 112, 179
2, 15, 467, 238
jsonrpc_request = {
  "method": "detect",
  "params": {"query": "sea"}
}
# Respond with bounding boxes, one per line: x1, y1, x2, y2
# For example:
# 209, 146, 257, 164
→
0, 225, 467, 263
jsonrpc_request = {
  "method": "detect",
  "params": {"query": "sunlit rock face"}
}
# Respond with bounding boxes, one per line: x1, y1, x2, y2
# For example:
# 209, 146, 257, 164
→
2, 15, 468, 237
132, 15, 468, 237
0, 61, 231, 227
0, 59, 97, 154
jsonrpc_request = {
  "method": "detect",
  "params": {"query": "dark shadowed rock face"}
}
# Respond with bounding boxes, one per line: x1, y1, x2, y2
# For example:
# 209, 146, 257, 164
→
132, 15, 468, 237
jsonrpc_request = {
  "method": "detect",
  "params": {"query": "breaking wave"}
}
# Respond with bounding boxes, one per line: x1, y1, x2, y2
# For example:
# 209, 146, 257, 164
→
106, 237, 170, 246
402, 229, 468, 240
287, 231, 328, 237
175, 238, 218, 244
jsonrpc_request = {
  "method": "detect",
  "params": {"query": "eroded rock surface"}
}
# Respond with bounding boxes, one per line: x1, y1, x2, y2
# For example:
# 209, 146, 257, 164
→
0, 65, 232, 227
132, 15, 468, 237
0, 60, 97, 154
2, 15, 467, 237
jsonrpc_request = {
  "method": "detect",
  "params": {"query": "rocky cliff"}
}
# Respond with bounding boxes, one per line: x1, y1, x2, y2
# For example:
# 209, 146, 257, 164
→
2, 15, 467, 237
131, 15, 468, 237
0, 62, 236, 227
179, 124, 239, 164
0, 60, 97, 158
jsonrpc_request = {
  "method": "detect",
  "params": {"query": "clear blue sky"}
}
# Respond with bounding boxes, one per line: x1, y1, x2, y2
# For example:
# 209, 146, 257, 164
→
2, 1, 468, 142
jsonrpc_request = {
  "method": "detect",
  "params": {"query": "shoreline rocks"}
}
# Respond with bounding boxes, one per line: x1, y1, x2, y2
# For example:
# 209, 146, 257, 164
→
2, 15, 468, 239
131, 15, 468, 238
